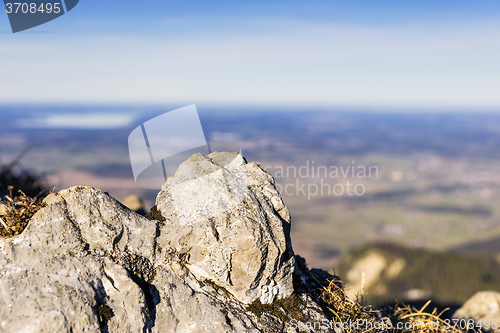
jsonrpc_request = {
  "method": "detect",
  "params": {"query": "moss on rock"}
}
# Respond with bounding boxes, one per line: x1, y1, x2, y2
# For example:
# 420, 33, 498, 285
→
145, 205, 166, 222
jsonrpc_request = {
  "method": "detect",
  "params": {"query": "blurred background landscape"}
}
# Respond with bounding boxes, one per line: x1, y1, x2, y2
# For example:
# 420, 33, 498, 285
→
2, 106, 500, 308
2, 0, 500, 313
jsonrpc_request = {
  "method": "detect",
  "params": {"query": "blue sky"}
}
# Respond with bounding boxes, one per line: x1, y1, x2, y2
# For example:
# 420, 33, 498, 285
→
1, 0, 500, 109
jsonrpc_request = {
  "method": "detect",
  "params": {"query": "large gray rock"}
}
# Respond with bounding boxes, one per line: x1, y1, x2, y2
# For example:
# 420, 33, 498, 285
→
0, 186, 155, 333
155, 152, 295, 304
0, 153, 329, 333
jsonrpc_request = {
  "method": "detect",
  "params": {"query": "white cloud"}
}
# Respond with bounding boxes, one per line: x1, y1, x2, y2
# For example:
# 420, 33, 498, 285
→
1, 18, 499, 108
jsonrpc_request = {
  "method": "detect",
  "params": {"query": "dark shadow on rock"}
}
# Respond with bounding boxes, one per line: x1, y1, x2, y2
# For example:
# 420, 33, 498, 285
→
113, 252, 161, 331
279, 216, 295, 270
91, 282, 114, 333
142, 283, 160, 333
97, 304, 114, 333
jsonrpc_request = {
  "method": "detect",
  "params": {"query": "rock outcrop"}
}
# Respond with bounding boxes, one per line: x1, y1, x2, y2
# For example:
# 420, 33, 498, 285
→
155, 152, 295, 305
0, 152, 330, 333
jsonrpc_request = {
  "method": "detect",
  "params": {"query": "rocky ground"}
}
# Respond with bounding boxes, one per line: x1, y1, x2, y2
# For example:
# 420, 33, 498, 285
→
0, 152, 339, 332
1, 152, 499, 333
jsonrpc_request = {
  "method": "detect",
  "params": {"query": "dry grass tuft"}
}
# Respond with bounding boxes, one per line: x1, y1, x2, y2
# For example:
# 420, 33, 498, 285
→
319, 279, 384, 332
392, 300, 478, 333
0, 187, 45, 238
319, 279, 485, 333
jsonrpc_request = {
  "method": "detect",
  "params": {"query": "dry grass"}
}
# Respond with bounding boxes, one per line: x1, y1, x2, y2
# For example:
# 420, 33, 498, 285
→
319, 279, 487, 333
391, 300, 477, 333
319, 279, 385, 332
0, 187, 45, 238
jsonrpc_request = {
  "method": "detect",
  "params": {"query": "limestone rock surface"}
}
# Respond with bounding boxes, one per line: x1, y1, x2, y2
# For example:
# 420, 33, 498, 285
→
0, 153, 330, 333
155, 152, 295, 304
0, 186, 155, 333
